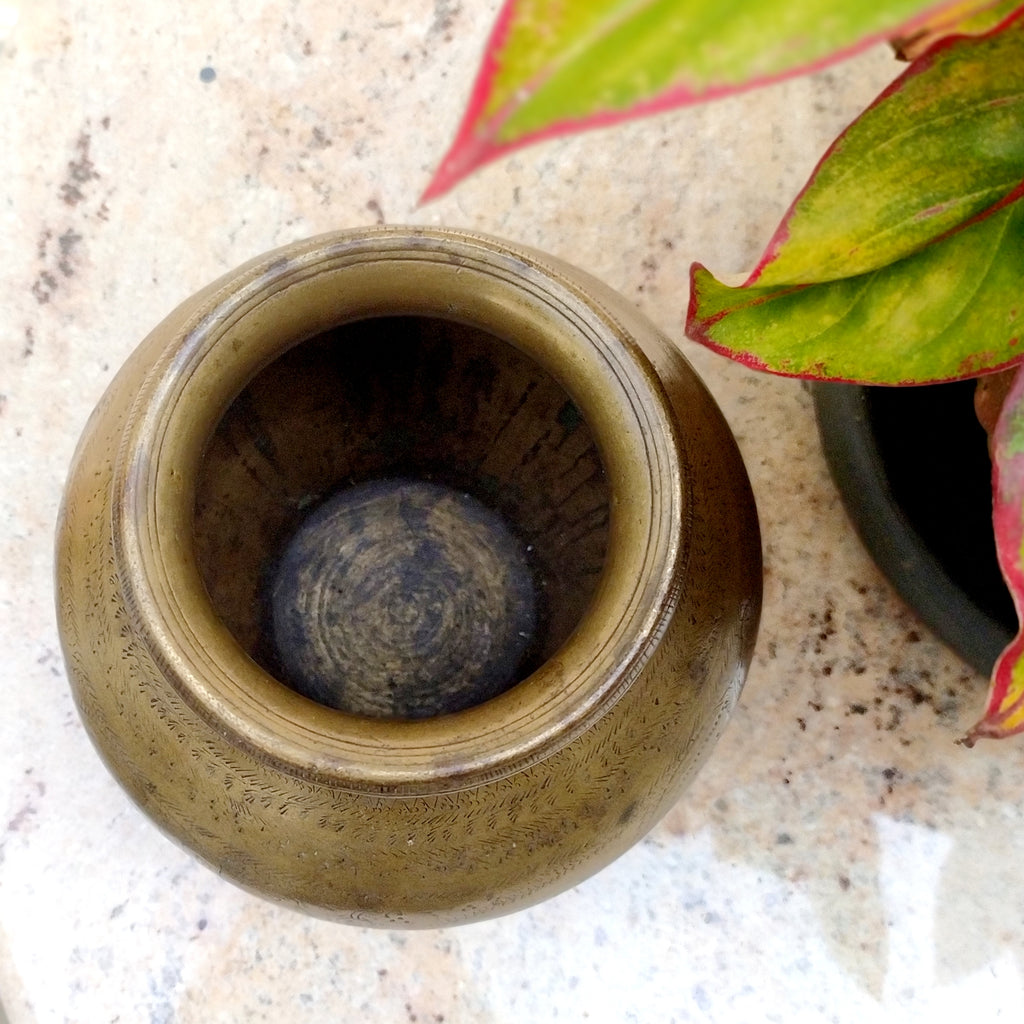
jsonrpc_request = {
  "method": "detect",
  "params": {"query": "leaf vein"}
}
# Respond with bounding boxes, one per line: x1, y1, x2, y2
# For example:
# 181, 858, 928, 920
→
821, 90, 1024, 195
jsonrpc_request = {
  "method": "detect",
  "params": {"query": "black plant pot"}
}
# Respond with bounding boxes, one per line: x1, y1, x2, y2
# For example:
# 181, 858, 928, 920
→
813, 381, 1016, 676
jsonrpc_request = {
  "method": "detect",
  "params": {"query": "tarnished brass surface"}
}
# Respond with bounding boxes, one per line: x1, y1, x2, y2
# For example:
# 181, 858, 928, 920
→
55, 227, 762, 926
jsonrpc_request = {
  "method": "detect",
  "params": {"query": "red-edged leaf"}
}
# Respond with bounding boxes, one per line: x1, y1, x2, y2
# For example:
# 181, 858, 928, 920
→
893, 0, 1023, 57
686, 17, 1024, 384
964, 364, 1024, 743
687, 186, 1024, 384
747, 11, 1024, 288
424, 0, 1006, 200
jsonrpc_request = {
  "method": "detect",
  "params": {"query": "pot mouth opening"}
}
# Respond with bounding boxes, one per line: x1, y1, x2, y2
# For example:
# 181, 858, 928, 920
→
192, 314, 611, 722
114, 227, 683, 795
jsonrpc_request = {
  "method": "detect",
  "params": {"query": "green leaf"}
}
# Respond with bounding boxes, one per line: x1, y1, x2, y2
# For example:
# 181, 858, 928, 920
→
965, 365, 1024, 743
748, 13, 1024, 287
688, 188, 1024, 383
424, 0, 1003, 199
893, 0, 1024, 57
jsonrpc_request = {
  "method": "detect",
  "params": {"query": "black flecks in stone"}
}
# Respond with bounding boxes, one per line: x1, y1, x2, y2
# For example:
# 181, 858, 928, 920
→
776, 832, 793, 845
885, 669, 932, 708
848, 702, 868, 715
881, 703, 903, 731
31, 271, 57, 305
60, 131, 99, 206
58, 229, 82, 278
199, 66, 217, 83
808, 602, 837, 655
430, 0, 462, 37
882, 767, 903, 800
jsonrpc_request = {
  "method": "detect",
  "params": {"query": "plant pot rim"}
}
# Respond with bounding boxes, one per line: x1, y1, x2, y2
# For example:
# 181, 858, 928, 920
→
113, 226, 689, 795
813, 380, 1012, 675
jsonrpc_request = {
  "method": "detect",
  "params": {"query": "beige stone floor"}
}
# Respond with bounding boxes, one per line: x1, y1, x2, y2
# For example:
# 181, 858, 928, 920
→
2, 2, 1023, 1021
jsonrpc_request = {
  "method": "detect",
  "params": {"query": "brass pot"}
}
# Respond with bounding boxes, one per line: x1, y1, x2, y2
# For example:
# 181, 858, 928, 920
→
56, 227, 761, 926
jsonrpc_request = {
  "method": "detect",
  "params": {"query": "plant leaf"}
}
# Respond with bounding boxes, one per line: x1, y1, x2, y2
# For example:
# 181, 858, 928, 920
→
424, 0, 1003, 200
688, 186, 1024, 383
893, 0, 1023, 58
964, 364, 1024, 743
746, 13, 1024, 288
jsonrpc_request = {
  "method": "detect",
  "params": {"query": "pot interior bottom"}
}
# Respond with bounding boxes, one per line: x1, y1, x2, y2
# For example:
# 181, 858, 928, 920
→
192, 315, 611, 718
269, 477, 538, 718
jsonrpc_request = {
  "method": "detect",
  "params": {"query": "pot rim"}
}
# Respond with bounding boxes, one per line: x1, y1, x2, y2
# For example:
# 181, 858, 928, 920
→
111, 226, 687, 795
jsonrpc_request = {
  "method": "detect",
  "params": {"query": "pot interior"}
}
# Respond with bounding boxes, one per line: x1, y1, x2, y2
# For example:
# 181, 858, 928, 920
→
193, 315, 610, 719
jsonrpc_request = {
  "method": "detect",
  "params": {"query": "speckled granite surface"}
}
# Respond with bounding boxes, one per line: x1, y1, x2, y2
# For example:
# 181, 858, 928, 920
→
2, 3, 1023, 1021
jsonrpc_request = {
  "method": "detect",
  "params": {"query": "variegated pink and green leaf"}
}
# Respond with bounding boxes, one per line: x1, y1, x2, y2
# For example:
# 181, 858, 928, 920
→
424, 0, 1005, 199
687, 14, 1024, 383
688, 185, 1024, 382
965, 365, 1024, 742
742, 11, 1024, 287
894, 0, 1024, 56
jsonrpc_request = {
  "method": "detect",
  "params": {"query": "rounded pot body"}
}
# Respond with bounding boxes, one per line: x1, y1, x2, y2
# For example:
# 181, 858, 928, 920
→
56, 227, 761, 926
